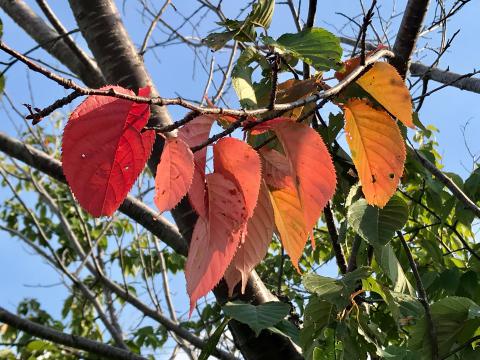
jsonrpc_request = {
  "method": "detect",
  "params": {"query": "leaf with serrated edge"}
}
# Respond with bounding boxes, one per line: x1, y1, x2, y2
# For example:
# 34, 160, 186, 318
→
356, 62, 414, 128
225, 181, 274, 295
213, 137, 261, 219
154, 137, 194, 213
344, 99, 406, 207
185, 173, 247, 313
273, 121, 336, 234
62, 86, 154, 217
178, 115, 215, 218
268, 182, 307, 271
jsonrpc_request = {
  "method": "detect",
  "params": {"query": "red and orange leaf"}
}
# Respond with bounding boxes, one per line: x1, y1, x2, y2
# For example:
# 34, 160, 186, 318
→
260, 147, 294, 189
248, 117, 293, 135
273, 121, 336, 233
356, 62, 414, 128
185, 173, 248, 312
224, 181, 274, 295
268, 181, 307, 272
344, 99, 406, 207
334, 45, 388, 80
154, 137, 194, 213
62, 86, 154, 217
178, 115, 215, 218
213, 137, 261, 219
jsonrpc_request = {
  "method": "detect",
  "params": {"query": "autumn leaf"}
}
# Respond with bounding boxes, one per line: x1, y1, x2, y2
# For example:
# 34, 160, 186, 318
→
343, 99, 406, 207
268, 182, 307, 272
178, 115, 215, 218
260, 147, 294, 189
224, 181, 274, 295
185, 173, 248, 313
273, 121, 336, 234
356, 62, 414, 128
154, 137, 194, 213
213, 137, 261, 219
62, 86, 154, 217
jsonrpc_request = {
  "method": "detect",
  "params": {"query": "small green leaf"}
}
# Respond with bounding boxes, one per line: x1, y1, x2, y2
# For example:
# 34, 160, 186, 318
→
262, 28, 342, 71
232, 65, 257, 109
222, 301, 290, 336
204, 31, 236, 51
246, 0, 275, 28
199, 318, 230, 360
347, 194, 408, 246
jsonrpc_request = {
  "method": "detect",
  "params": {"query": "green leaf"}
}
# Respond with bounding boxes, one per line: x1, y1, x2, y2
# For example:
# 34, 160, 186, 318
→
268, 319, 300, 345
204, 31, 237, 51
262, 28, 342, 71
199, 318, 230, 360
374, 244, 415, 294
232, 65, 257, 109
303, 267, 371, 308
300, 297, 336, 360
246, 0, 275, 28
347, 194, 409, 246
222, 301, 290, 336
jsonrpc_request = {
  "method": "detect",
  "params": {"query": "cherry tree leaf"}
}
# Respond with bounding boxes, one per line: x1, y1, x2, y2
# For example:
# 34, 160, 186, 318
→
225, 181, 274, 295
154, 137, 194, 213
268, 181, 307, 271
178, 115, 215, 218
273, 121, 337, 233
213, 137, 261, 219
344, 99, 406, 207
356, 62, 414, 128
185, 173, 248, 313
62, 86, 154, 217
260, 147, 294, 189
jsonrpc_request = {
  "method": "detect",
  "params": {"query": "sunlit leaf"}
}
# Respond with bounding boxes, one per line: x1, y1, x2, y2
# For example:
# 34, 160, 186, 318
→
356, 62, 414, 128
344, 99, 406, 207
263, 28, 342, 71
154, 137, 194, 213
62, 86, 154, 217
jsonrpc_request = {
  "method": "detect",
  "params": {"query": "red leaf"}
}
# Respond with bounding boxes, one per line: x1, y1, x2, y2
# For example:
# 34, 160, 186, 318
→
224, 181, 274, 295
260, 148, 294, 189
185, 173, 248, 313
178, 115, 215, 218
273, 121, 336, 233
154, 137, 194, 213
248, 118, 292, 135
62, 86, 154, 217
213, 137, 261, 219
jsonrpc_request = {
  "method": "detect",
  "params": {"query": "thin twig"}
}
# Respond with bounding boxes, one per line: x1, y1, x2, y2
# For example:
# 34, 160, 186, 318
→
324, 202, 348, 274
139, 0, 172, 55
397, 231, 438, 360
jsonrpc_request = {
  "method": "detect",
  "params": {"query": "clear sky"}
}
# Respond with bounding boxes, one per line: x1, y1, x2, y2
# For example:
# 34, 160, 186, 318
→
0, 0, 479, 353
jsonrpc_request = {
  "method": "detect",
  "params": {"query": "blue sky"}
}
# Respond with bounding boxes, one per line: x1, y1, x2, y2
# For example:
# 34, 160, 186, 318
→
0, 0, 479, 352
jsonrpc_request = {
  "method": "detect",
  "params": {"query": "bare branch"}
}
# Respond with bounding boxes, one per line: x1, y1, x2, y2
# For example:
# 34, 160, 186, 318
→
0, 306, 147, 360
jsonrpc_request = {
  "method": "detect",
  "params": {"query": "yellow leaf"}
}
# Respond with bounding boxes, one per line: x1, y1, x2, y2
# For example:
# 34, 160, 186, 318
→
356, 62, 414, 128
344, 99, 406, 207
268, 182, 307, 272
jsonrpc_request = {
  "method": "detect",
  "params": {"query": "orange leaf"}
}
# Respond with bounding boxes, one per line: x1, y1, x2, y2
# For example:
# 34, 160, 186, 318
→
178, 115, 215, 218
268, 182, 307, 272
344, 99, 406, 207
154, 138, 194, 213
356, 62, 414, 128
273, 121, 337, 233
260, 147, 294, 189
224, 181, 274, 295
213, 137, 261, 219
185, 173, 248, 313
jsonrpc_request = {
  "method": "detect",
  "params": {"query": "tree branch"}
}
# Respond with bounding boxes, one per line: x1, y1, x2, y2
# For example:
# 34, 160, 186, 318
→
0, 0, 104, 87
323, 203, 348, 274
390, 0, 431, 77
0, 306, 147, 360
397, 231, 438, 360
